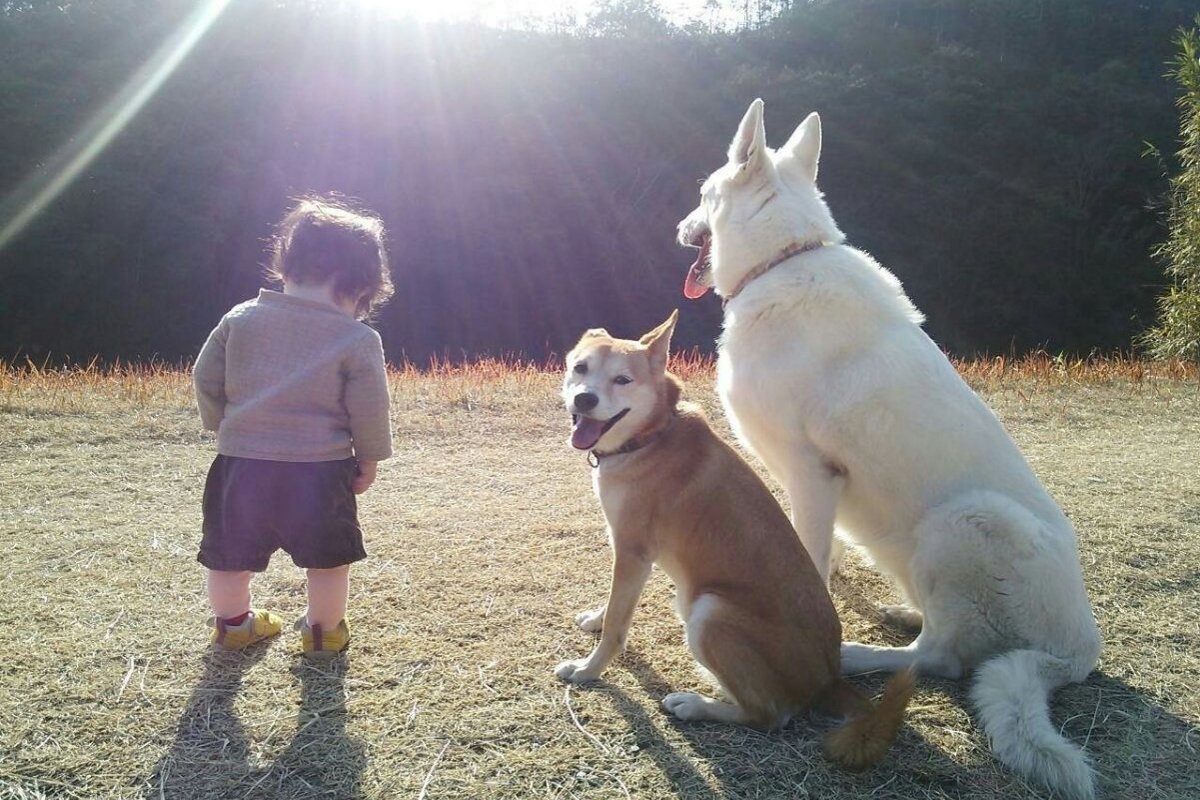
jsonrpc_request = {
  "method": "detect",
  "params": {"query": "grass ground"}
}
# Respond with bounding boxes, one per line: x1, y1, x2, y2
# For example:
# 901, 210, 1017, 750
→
1, 357, 1198, 799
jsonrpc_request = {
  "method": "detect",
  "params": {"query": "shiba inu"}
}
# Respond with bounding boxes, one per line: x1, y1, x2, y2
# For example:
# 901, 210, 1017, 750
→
555, 311, 913, 771
676, 99, 1102, 799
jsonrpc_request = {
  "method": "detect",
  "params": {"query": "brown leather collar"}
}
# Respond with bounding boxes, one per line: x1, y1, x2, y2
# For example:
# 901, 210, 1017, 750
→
722, 239, 826, 308
589, 413, 677, 468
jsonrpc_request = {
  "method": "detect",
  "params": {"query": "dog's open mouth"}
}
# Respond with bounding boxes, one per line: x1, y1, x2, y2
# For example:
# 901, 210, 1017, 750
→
684, 232, 712, 299
571, 408, 630, 451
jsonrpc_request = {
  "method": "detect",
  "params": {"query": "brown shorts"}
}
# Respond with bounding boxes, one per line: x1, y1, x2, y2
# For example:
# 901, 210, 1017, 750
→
198, 455, 366, 571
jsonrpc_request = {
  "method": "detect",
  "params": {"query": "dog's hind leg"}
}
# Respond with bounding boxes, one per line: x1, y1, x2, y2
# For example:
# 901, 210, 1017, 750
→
879, 604, 923, 631
842, 543, 965, 678
842, 556, 965, 679
662, 692, 752, 724
840, 634, 963, 679
663, 595, 754, 724
845, 491, 1082, 681
665, 594, 799, 729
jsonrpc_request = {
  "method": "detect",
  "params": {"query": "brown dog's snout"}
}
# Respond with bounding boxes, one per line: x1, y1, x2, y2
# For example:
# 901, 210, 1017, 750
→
573, 392, 599, 413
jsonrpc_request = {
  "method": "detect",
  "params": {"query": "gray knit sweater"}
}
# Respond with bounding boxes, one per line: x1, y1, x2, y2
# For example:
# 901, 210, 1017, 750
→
193, 290, 393, 462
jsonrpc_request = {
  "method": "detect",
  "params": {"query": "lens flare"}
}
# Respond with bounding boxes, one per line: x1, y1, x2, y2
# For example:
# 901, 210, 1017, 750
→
0, 0, 233, 254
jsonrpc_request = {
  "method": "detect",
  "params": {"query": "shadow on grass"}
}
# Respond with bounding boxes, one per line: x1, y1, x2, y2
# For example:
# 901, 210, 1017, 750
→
827, 604, 1200, 798
145, 646, 366, 799
266, 656, 367, 798
589, 644, 1200, 799
581, 677, 722, 800
1060, 669, 1200, 799
145, 645, 268, 799
603, 648, 974, 799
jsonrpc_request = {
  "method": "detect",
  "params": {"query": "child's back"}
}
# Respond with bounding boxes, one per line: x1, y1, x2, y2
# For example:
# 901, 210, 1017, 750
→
192, 194, 394, 658
195, 289, 390, 464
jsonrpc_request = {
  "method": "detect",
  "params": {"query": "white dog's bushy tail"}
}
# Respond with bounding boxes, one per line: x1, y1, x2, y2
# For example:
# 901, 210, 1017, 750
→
971, 649, 1095, 800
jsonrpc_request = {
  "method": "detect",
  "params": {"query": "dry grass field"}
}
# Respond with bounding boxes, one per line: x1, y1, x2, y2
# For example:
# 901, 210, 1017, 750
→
1, 356, 1199, 800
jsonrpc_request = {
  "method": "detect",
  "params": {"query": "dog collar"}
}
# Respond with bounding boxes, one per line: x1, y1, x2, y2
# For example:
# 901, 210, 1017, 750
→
722, 239, 826, 307
588, 413, 677, 468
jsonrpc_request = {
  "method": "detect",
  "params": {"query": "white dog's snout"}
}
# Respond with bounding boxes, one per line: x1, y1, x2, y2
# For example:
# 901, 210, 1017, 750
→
677, 219, 696, 247
677, 213, 710, 248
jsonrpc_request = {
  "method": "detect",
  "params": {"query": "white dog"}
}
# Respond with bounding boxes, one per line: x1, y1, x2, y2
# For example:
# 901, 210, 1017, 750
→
677, 99, 1102, 799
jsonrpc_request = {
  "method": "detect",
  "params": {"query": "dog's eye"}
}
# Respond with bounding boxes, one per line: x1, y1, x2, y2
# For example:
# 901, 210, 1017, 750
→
573, 362, 587, 375
614, 375, 632, 385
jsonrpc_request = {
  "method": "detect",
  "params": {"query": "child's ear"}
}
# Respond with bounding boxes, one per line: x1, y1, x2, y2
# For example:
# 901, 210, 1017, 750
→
640, 309, 678, 370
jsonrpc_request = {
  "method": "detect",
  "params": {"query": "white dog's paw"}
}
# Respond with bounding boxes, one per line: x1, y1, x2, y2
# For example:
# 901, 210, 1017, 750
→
555, 658, 602, 683
840, 642, 878, 675
662, 692, 709, 721
574, 607, 605, 633
829, 538, 846, 576
879, 604, 923, 631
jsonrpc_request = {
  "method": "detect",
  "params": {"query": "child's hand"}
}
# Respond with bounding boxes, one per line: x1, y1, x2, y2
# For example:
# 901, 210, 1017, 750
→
352, 460, 377, 494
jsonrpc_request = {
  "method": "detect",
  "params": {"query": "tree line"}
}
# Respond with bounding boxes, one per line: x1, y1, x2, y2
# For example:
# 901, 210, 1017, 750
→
1, 0, 1197, 363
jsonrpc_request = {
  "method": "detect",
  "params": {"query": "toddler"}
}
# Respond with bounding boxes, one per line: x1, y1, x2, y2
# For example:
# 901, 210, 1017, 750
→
193, 194, 393, 657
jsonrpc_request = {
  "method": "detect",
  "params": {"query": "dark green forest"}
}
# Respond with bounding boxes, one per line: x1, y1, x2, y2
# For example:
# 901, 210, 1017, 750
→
1, 0, 1197, 363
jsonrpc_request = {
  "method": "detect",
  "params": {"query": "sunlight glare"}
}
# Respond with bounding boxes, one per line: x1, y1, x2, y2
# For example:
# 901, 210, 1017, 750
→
351, 0, 719, 28
0, 0, 234, 254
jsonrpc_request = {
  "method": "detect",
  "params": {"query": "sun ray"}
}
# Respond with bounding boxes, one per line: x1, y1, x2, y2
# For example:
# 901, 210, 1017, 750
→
0, 0, 234, 254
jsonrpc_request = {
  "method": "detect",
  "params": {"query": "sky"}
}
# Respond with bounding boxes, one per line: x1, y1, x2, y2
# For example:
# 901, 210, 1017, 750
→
348, 0, 734, 29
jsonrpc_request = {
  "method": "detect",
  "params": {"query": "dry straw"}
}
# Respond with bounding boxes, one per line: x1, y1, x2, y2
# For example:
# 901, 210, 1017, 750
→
0, 356, 1197, 799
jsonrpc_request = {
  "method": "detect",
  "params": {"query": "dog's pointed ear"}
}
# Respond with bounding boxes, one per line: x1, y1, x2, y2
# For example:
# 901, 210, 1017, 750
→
729, 98, 767, 172
639, 309, 678, 370
583, 327, 609, 339
780, 111, 822, 184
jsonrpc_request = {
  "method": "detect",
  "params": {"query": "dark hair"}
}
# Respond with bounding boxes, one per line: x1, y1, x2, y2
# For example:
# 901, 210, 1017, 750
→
266, 194, 393, 319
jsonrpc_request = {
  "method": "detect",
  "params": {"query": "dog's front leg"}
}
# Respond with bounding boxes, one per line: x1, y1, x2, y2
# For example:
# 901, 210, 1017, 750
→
556, 546, 652, 683
785, 455, 845, 586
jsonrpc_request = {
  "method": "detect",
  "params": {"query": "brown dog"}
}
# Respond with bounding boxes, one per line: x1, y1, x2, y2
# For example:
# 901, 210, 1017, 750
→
556, 310, 913, 769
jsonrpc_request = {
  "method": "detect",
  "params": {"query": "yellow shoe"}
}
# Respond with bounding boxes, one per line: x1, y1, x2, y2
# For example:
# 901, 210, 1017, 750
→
208, 610, 282, 650
295, 617, 351, 659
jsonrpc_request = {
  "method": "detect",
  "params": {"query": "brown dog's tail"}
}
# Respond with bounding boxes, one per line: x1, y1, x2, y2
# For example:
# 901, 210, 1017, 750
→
817, 668, 916, 771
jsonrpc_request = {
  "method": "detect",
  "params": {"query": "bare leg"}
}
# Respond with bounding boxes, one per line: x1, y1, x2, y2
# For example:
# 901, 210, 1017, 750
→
556, 547, 652, 683
207, 569, 252, 619
306, 565, 350, 629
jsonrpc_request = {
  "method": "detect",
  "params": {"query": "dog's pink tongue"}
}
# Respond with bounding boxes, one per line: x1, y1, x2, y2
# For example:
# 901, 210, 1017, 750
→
571, 417, 607, 450
683, 238, 712, 299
